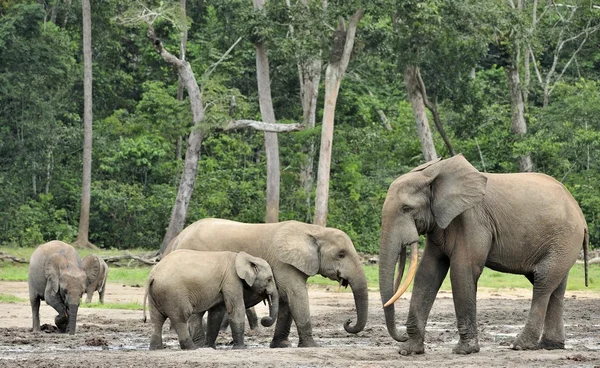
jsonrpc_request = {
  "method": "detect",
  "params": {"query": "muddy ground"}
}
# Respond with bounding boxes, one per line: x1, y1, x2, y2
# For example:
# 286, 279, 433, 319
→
0, 281, 598, 367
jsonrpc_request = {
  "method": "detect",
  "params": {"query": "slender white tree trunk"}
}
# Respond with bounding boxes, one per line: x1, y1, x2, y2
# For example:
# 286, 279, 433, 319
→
74, 0, 96, 249
148, 27, 206, 254
404, 66, 438, 162
313, 9, 364, 227
254, 0, 280, 224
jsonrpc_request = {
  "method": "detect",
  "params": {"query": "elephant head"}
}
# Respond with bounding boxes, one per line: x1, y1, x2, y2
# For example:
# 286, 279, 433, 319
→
379, 155, 487, 341
273, 222, 368, 334
45, 254, 87, 335
235, 251, 279, 327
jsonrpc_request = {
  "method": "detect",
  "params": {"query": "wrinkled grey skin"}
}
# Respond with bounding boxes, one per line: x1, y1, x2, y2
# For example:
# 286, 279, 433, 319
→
81, 254, 108, 303
28, 241, 87, 335
144, 250, 279, 350
379, 155, 589, 355
173, 219, 368, 348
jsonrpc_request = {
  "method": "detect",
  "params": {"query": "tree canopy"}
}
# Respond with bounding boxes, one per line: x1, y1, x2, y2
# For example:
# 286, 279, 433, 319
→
1, 0, 599, 252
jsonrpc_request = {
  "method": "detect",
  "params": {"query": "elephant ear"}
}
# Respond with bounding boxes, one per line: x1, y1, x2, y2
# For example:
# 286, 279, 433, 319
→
423, 154, 488, 229
82, 255, 100, 286
235, 252, 258, 287
44, 255, 62, 295
410, 157, 442, 173
273, 222, 320, 277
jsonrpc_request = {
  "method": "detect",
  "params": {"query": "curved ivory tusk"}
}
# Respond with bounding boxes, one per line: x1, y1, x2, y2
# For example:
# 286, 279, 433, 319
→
384, 242, 419, 307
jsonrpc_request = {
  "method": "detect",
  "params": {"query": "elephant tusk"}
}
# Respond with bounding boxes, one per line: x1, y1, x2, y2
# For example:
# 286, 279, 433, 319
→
337, 281, 342, 293
263, 299, 267, 306
267, 295, 272, 309
384, 242, 419, 307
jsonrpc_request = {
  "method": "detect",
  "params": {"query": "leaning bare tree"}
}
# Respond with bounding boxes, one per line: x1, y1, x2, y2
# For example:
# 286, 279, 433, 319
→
73, 0, 96, 249
313, 9, 364, 227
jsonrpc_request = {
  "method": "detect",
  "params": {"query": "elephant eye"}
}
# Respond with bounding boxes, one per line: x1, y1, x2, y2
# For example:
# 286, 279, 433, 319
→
338, 251, 346, 259
402, 205, 413, 213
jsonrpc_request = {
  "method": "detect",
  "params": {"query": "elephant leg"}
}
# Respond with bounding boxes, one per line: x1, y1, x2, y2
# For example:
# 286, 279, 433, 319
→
219, 313, 230, 331
31, 297, 41, 332
149, 310, 166, 350
449, 255, 484, 354
270, 299, 293, 348
286, 286, 316, 348
188, 312, 206, 347
99, 287, 105, 304
173, 320, 196, 350
226, 305, 246, 349
206, 308, 226, 348
539, 276, 568, 350
246, 307, 259, 330
399, 242, 449, 355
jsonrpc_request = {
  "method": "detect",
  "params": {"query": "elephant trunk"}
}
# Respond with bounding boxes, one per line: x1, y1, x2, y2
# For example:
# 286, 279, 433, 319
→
260, 287, 279, 327
66, 304, 79, 335
379, 225, 408, 342
343, 266, 368, 334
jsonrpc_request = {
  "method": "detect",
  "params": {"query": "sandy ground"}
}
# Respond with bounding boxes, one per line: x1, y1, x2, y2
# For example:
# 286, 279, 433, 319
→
0, 281, 599, 367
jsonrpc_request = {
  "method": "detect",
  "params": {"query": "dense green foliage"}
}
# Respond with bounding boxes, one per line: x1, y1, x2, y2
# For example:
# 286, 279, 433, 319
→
1, 1, 599, 253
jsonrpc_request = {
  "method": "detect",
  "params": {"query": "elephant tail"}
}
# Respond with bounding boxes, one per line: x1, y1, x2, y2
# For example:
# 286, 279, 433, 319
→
583, 228, 589, 287
143, 278, 153, 323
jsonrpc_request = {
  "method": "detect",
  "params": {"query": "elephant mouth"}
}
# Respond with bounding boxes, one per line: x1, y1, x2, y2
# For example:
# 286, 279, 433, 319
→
262, 295, 273, 308
337, 275, 349, 292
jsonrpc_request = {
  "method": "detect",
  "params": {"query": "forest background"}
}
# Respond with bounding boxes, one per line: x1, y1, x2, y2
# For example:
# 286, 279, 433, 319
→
1, 0, 600, 254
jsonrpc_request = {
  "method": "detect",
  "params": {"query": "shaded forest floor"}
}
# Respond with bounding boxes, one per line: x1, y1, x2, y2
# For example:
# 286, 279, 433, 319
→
0, 281, 599, 367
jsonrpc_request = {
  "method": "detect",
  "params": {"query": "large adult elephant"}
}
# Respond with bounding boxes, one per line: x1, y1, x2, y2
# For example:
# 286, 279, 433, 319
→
379, 155, 589, 355
173, 218, 368, 348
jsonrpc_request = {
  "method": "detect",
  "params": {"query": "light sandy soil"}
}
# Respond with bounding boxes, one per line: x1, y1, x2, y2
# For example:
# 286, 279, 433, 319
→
0, 281, 599, 367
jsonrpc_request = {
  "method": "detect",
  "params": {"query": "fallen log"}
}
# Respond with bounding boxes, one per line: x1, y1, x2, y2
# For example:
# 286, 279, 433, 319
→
102, 252, 158, 267
0, 252, 28, 263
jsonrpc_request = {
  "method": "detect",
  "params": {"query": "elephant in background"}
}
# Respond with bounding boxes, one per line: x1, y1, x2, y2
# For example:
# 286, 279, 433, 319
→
144, 250, 278, 350
173, 218, 368, 348
379, 155, 589, 355
28, 241, 87, 335
81, 254, 108, 303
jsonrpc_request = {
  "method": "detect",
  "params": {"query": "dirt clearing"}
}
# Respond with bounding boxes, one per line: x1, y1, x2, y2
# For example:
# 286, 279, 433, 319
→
0, 281, 598, 367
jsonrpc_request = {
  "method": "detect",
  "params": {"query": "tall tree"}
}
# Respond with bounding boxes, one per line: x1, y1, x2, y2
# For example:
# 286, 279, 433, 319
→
404, 65, 438, 162
313, 9, 364, 227
73, 0, 96, 249
254, 0, 280, 223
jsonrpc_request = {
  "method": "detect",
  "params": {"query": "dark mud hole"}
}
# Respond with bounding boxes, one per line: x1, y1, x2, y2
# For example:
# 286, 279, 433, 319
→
0, 296, 599, 367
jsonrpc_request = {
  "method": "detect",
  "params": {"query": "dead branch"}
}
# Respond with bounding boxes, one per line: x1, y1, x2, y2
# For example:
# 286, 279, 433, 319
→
102, 252, 159, 267
0, 252, 28, 264
223, 120, 305, 132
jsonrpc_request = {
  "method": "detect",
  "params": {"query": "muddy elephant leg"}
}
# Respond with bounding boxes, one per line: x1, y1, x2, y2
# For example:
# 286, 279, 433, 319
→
188, 312, 206, 347
173, 320, 196, 350
286, 286, 316, 348
539, 276, 567, 349
227, 305, 246, 349
99, 286, 105, 304
30, 297, 41, 332
511, 265, 564, 351
399, 242, 449, 355
449, 254, 485, 354
270, 298, 292, 348
246, 307, 258, 330
206, 307, 226, 348
149, 310, 166, 350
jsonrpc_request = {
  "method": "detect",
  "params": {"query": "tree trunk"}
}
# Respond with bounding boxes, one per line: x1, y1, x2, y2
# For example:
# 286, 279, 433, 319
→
148, 27, 206, 255
254, 0, 280, 224
73, 0, 96, 250
175, 0, 187, 161
505, 64, 533, 172
404, 65, 438, 162
313, 9, 364, 227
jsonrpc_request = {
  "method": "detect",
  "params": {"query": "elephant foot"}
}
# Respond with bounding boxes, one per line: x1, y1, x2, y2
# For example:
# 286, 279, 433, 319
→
179, 338, 197, 350
232, 344, 247, 350
510, 335, 539, 351
539, 338, 564, 350
149, 336, 163, 350
398, 339, 425, 356
270, 338, 292, 348
452, 338, 480, 355
298, 338, 318, 348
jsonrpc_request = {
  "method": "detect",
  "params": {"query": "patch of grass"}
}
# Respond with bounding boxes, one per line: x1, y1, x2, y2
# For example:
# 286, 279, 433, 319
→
80, 302, 144, 310
0, 263, 29, 281
0, 293, 27, 303
108, 267, 152, 286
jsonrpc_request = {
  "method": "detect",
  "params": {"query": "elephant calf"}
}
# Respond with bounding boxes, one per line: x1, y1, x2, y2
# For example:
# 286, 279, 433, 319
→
81, 254, 108, 303
28, 241, 87, 335
143, 250, 279, 350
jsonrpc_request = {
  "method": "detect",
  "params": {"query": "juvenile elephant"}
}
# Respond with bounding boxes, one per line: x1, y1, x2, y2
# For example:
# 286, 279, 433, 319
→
81, 254, 108, 303
379, 155, 589, 355
144, 250, 279, 350
172, 219, 368, 348
28, 241, 87, 335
